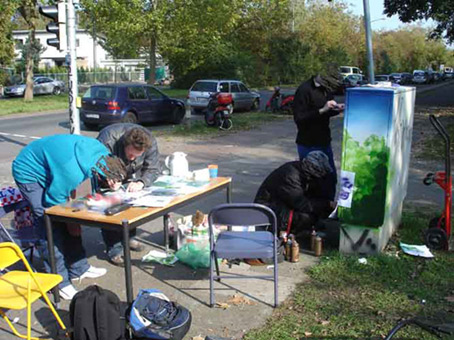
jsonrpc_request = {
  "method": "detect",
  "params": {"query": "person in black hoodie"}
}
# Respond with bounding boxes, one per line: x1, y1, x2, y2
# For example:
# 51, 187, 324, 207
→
293, 66, 344, 200
254, 151, 334, 235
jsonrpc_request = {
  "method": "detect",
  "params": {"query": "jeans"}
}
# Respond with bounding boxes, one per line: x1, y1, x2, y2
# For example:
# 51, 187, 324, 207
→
16, 182, 89, 288
297, 144, 337, 201
101, 229, 136, 258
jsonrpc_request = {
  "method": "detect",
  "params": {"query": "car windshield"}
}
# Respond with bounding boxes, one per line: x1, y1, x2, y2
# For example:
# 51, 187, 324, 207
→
375, 75, 389, 81
340, 67, 350, 73
191, 81, 217, 92
414, 72, 425, 77
83, 86, 116, 99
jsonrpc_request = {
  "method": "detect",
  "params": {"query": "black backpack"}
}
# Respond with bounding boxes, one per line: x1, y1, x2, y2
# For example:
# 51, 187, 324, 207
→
69, 285, 129, 340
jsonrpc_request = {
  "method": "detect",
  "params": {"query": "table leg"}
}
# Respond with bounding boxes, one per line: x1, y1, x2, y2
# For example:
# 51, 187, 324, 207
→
163, 213, 170, 253
227, 182, 232, 203
44, 214, 60, 305
122, 220, 133, 304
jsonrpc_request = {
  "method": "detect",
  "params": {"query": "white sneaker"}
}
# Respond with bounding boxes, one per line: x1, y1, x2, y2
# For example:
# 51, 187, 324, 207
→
71, 266, 107, 283
59, 284, 78, 301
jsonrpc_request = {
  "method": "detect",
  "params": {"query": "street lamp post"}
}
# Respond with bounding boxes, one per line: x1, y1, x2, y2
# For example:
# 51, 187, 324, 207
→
363, 0, 375, 84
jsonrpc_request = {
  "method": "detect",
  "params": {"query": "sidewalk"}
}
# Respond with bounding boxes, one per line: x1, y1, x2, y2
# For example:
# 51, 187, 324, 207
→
0, 93, 449, 339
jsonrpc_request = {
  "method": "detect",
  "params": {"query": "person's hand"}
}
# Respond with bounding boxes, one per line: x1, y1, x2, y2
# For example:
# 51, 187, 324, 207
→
107, 179, 122, 191
319, 100, 337, 114
126, 181, 145, 192
334, 103, 345, 111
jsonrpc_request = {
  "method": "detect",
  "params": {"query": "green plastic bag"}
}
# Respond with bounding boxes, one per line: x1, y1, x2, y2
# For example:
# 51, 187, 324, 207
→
175, 242, 210, 269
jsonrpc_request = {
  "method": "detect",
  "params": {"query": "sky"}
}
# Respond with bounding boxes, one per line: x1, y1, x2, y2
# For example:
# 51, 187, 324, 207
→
347, 0, 432, 31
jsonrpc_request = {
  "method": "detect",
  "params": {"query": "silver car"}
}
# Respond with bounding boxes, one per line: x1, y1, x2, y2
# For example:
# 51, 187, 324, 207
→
187, 79, 260, 113
4, 77, 65, 97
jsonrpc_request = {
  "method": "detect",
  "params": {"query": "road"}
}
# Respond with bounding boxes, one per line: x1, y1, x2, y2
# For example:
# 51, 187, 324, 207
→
0, 81, 452, 189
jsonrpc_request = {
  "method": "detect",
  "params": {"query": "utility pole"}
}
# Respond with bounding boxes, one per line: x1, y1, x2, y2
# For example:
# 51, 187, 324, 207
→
67, 0, 80, 134
93, 13, 96, 84
363, 0, 375, 83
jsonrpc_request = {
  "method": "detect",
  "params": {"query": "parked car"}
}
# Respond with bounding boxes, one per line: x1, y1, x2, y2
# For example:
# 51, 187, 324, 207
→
444, 67, 453, 79
187, 79, 260, 113
336, 74, 366, 95
339, 66, 362, 79
389, 72, 412, 85
3, 77, 65, 97
412, 70, 427, 84
375, 74, 392, 82
80, 83, 185, 130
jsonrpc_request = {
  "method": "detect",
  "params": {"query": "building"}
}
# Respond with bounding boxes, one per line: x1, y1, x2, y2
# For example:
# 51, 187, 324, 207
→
12, 29, 148, 71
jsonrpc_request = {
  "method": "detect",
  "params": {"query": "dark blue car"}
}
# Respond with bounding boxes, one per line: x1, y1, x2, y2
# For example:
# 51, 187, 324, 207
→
80, 84, 185, 130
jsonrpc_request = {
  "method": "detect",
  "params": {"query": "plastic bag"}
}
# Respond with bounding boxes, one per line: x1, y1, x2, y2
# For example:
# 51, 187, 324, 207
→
175, 242, 210, 269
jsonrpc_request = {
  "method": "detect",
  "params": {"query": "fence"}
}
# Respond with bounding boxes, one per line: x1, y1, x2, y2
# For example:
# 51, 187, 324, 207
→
14, 71, 145, 86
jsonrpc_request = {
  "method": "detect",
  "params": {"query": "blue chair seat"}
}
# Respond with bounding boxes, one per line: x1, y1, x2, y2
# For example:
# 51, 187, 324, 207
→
215, 231, 274, 259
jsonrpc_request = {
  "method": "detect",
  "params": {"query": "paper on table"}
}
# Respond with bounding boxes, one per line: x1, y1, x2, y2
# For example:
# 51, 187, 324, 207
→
129, 195, 174, 207
400, 242, 434, 258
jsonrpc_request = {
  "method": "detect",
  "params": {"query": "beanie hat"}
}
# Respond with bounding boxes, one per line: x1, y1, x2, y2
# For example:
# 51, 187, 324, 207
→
301, 151, 332, 178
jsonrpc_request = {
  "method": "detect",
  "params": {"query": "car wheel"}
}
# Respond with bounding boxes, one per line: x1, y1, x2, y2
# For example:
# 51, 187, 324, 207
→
171, 106, 185, 124
84, 122, 99, 130
52, 87, 61, 95
250, 99, 259, 111
122, 111, 137, 124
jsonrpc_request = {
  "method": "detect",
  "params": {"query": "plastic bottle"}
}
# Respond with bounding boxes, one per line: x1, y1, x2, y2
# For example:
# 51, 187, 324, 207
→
291, 237, 300, 263
310, 229, 317, 251
314, 236, 323, 257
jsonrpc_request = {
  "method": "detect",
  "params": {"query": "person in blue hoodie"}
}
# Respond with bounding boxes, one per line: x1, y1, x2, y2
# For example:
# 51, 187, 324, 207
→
12, 134, 126, 300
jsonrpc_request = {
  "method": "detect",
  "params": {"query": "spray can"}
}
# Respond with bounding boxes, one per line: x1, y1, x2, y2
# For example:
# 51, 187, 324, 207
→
314, 236, 323, 257
291, 236, 300, 262
285, 234, 293, 261
310, 229, 317, 251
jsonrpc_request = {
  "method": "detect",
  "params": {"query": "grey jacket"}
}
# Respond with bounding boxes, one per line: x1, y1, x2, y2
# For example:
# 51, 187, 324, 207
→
97, 123, 161, 187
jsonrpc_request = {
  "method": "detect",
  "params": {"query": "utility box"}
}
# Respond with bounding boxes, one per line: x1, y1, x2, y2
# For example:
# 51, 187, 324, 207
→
338, 86, 416, 254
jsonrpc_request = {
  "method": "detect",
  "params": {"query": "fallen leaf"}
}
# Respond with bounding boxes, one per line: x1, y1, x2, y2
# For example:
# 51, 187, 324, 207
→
215, 302, 230, 309
304, 331, 313, 337
320, 320, 330, 326
192, 336, 204, 340
227, 294, 257, 306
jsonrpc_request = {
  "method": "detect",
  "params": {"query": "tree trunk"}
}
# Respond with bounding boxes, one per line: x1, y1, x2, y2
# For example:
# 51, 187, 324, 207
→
24, 31, 35, 101
148, 35, 156, 85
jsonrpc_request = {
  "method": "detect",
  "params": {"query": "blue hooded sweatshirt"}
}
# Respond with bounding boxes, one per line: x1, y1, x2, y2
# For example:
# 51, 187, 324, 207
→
12, 134, 109, 207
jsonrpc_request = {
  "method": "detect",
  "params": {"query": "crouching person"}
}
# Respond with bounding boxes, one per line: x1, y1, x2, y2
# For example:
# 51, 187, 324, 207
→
254, 151, 335, 237
12, 134, 127, 300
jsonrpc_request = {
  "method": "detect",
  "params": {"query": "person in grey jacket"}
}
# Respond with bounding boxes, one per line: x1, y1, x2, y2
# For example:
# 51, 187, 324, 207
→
97, 123, 161, 265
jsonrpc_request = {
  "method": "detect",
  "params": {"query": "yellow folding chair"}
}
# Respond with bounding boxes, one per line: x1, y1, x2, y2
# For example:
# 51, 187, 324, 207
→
0, 242, 67, 340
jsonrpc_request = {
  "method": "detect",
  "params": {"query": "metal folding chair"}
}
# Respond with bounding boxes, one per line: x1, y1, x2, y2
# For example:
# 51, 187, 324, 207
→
208, 203, 278, 307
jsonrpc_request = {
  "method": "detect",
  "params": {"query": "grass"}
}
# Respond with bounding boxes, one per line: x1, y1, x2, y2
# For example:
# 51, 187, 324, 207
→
0, 94, 69, 116
416, 108, 454, 160
155, 112, 288, 137
245, 211, 454, 340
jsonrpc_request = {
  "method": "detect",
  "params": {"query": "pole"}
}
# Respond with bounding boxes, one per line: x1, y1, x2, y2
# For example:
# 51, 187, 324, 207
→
92, 13, 96, 83
363, 0, 375, 83
67, 0, 80, 134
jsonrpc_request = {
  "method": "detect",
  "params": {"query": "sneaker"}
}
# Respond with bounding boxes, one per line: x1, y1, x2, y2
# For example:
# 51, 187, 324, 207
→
71, 266, 107, 283
129, 238, 144, 252
109, 254, 124, 267
59, 284, 78, 301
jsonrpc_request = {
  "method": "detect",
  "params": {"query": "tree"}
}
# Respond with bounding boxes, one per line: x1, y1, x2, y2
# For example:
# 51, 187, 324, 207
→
384, 0, 454, 43
16, 0, 40, 101
81, 0, 174, 84
0, 1, 19, 68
